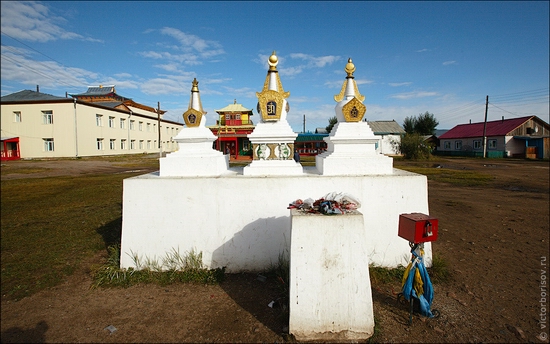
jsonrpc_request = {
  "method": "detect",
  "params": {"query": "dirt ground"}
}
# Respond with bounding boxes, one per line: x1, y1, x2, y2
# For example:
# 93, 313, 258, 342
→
1, 156, 549, 343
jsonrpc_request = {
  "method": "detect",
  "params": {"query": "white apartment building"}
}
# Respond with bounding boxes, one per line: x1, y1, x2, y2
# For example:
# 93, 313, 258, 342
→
1, 88, 183, 160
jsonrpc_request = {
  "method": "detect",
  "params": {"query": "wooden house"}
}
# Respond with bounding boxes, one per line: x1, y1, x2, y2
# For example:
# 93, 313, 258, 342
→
438, 116, 549, 159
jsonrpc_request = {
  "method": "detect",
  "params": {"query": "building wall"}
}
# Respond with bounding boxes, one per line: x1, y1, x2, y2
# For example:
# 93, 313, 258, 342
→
1, 102, 183, 158
376, 134, 401, 155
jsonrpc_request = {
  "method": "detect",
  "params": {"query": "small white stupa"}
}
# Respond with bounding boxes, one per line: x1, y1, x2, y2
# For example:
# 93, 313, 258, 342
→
243, 51, 303, 176
316, 58, 393, 175
159, 78, 229, 177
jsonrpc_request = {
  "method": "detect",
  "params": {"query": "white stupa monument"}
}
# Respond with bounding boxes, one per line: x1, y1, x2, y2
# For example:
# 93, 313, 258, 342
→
159, 78, 229, 177
243, 51, 303, 176
316, 58, 393, 175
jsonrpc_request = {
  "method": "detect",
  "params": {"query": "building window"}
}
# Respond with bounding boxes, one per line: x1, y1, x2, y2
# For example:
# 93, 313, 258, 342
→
139, 122, 143, 131
130, 140, 135, 149
147, 123, 151, 132
488, 139, 497, 149
153, 124, 157, 132
236, 114, 241, 120
43, 138, 54, 151
455, 141, 462, 150
110, 139, 116, 150
443, 141, 451, 149
121, 139, 127, 150
147, 140, 151, 149
473, 140, 482, 150
96, 114, 103, 126
130, 120, 135, 130
42, 110, 53, 124
97, 138, 104, 150
120, 118, 126, 129
139, 140, 144, 149
14, 111, 22, 122
109, 116, 115, 128
154, 140, 157, 148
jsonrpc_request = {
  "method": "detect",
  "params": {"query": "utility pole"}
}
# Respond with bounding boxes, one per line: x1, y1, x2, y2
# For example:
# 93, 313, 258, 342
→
482, 95, 489, 158
303, 114, 306, 133
158, 102, 162, 159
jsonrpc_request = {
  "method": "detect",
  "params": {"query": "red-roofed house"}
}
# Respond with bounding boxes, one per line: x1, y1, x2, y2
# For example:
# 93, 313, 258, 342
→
438, 116, 549, 159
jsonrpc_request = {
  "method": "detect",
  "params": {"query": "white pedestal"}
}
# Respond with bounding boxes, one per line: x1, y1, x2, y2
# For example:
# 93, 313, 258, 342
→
316, 122, 393, 175
243, 121, 303, 176
159, 126, 229, 177
289, 209, 375, 341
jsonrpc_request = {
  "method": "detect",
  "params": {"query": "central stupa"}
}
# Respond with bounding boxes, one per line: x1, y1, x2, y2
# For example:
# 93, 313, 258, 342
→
243, 51, 303, 176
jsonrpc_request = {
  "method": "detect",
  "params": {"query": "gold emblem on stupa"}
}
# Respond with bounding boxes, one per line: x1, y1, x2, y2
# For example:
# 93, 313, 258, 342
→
342, 96, 366, 122
182, 78, 204, 127
256, 51, 290, 122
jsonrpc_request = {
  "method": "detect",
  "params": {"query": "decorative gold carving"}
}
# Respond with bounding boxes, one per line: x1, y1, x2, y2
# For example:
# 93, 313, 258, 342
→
253, 143, 271, 160
256, 51, 290, 122
334, 81, 347, 102
268, 143, 278, 159
342, 97, 366, 122
257, 90, 284, 122
334, 58, 365, 103
353, 82, 365, 102
183, 108, 203, 127
278, 143, 292, 160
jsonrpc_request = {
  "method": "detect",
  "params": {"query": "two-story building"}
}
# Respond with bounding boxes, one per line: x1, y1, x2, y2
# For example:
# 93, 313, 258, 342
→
1, 87, 183, 160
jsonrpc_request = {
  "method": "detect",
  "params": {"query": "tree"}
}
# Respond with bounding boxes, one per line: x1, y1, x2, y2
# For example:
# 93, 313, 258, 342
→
396, 112, 439, 159
392, 133, 434, 160
403, 112, 439, 135
326, 116, 338, 133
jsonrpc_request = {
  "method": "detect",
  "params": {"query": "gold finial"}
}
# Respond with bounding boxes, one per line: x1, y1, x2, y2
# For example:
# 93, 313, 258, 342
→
345, 58, 356, 77
268, 51, 278, 71
191, 78, 199, 92
234, 99, 237, 104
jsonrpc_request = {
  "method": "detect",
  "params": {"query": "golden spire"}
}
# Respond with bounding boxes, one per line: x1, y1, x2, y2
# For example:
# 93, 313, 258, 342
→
345, 58, 356, 77
268, 51, 278, 71
191, 78, 199, 92
334, 57, 365, 102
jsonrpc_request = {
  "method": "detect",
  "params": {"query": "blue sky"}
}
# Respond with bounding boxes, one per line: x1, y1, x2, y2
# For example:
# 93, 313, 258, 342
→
1, 1, 548, 131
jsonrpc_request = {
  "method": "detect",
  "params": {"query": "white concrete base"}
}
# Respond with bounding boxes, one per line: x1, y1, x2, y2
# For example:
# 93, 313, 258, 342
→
289, 209, 374, 341
316, 122, 393, 175
120, 167, 432, 272
243, 159, 303, 176
160, 154, 230, 177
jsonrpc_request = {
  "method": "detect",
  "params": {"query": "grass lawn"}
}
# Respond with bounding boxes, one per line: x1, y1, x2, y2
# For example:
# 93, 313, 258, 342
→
1, 170, 147, 301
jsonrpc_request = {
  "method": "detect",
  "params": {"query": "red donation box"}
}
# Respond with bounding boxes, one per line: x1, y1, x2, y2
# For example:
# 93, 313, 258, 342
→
398, 213, 438, 243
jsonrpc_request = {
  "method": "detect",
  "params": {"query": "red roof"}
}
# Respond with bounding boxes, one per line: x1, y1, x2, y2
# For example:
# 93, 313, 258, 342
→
439, 116, 534, 139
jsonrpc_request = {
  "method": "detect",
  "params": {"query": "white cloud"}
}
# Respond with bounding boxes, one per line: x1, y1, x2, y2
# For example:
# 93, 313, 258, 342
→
416, 48, 429, 53
0, 45, 97, 90
289, 53, 340, 68
388, 82, 412, 87
0, 1, 102, 43
390, 91, 438, 100
443, 60, 456, 66
159, 27, 225, 58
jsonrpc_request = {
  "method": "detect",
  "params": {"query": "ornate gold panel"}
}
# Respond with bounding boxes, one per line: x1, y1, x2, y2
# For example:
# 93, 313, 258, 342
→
182, 108, 203, 127
342, 97, 366, 122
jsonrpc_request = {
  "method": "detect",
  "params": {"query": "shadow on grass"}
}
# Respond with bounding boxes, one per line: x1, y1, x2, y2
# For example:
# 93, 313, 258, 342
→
1, 320, 48, 343
96, 216, 122, 250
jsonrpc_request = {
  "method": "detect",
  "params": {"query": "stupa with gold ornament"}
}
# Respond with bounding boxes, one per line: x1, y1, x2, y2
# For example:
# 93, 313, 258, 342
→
315, 58, 393, 175
160, 78, 230, 177
243, 51, 303, 176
